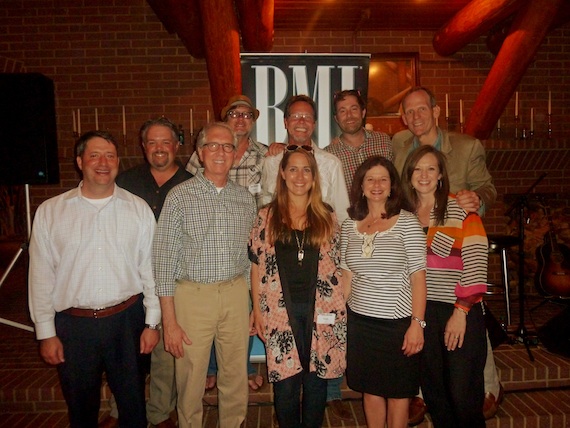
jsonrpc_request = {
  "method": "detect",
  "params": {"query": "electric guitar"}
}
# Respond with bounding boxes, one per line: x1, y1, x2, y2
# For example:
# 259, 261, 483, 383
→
535, 205, 570, 298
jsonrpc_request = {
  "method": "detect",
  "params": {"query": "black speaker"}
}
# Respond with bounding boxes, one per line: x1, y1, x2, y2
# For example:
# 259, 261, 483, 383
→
0, 73, 59, 185
538, 307, 570, 358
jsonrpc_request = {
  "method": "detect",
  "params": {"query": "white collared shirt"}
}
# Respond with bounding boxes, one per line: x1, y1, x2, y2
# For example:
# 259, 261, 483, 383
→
261, 141, 350, 224
28, 183, 161, 340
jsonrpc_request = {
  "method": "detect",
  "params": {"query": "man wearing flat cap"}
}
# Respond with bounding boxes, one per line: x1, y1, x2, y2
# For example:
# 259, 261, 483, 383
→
186, 94, 267, 208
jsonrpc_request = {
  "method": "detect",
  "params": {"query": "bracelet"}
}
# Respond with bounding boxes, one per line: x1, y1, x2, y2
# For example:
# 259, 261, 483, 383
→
454, 306, 469, 315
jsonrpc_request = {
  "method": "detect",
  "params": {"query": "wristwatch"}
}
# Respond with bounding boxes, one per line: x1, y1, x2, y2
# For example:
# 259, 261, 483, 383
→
412, 316, 426, 329
145, 323, 161, 330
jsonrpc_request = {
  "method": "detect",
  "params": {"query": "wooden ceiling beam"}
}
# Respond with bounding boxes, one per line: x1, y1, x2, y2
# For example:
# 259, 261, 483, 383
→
199, 0, 243, 119
148, 0, 205, 58
236, 0, 274, 52
465, 0, 564, 139
433, 0, 523, 57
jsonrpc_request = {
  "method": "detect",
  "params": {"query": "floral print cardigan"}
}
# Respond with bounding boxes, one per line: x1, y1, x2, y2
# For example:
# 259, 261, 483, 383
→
248, 206, 347, 383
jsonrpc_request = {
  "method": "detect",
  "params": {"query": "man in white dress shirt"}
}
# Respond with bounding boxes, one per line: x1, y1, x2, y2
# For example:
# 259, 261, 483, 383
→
28, 130, 161, 428
261, 94, 350, 224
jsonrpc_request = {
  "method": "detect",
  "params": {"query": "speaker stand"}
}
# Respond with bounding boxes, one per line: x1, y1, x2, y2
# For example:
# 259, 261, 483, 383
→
0, 184, 34, 332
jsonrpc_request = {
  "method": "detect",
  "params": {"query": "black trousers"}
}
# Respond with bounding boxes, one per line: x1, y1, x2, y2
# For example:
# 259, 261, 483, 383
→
420, 301, 486, 428
55, 295, 147, 428
273, 301, 327, 428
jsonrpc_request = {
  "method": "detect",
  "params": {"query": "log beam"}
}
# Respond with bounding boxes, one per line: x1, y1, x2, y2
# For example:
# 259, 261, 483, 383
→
147, 0, 205, 59
433, 0, 523, 57
465, 0, 564, 139
199, 0, 243, 119
236, 0, 274, 52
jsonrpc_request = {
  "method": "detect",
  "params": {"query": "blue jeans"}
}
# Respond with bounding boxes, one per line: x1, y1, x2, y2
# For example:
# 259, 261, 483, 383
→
326, 376, 343, 401
273, 371, 327, 428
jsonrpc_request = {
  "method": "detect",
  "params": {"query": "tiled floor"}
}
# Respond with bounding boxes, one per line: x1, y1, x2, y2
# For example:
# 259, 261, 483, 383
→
1, 238, 570, 427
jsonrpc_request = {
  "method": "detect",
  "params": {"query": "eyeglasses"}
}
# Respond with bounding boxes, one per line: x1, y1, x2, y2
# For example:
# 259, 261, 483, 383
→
286, 144, 313, 153
288, 113, 315, 122
227, 110, 254, 120
202, 142, 236, 153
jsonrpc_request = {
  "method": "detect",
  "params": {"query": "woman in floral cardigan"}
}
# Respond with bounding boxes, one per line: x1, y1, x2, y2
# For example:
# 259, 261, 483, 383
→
249, 147, 346, 428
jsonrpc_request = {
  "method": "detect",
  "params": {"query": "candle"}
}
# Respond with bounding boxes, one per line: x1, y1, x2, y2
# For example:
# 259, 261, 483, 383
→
530, 108, 534, 132
515, 91, 519, 117
497, 118, 501, 129
72, 110, 77, 133
77, 109, 81, 135
190, 108, 194, 134
207, 109, 210, 123
95, 108, 99, 130
548, 91, 551, 115
445, 93, 449, 118
122, 105, 126, 136
459, 99, 463, 124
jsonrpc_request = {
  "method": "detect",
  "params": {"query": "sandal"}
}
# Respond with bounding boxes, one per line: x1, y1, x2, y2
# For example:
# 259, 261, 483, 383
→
248, 373, 264, 390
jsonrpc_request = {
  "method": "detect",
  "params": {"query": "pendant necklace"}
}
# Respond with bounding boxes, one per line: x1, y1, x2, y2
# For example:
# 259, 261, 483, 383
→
367, 213, 387, 228
294, 229, 306, 266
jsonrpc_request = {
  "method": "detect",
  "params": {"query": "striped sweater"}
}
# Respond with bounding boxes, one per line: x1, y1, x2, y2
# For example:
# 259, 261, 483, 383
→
426, 195, 488, 305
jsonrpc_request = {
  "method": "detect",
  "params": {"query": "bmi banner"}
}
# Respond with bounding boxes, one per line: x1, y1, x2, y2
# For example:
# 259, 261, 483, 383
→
240, 53, 370, 148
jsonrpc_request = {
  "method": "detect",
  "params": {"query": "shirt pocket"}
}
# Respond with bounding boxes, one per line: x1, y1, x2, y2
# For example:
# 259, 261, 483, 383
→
431, 231, 455, 258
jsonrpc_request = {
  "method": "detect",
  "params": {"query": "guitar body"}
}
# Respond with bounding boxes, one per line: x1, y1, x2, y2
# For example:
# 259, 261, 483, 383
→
535, 238, 570, 297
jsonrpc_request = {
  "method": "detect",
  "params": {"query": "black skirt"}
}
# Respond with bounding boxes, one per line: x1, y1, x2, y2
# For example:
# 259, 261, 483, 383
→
346, 307, 420, 398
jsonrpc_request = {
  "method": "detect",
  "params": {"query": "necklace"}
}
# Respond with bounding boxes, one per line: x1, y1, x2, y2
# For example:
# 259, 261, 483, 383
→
367, 213, 387, 228
293, 229, 306, 266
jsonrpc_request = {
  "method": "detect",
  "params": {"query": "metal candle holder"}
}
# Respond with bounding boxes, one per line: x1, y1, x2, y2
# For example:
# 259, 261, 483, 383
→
547, 113, 552, 139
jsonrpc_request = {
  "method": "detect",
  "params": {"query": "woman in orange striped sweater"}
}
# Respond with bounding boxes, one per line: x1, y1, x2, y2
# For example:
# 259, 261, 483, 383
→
401, 145, 488, 428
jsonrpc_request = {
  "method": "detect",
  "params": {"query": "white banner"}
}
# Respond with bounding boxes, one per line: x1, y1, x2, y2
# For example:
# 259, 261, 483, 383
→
241, 53, 370, 147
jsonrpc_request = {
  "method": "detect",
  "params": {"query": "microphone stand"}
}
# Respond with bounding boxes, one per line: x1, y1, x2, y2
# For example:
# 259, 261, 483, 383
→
504, 172, 547, 361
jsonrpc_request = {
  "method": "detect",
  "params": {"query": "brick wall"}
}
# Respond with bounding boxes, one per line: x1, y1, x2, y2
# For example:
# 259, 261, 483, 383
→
1, 0, 569, 293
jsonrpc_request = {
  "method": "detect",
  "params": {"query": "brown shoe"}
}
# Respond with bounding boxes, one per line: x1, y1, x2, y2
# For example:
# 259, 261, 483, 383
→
327, 399, 353, 420
483, 383, 504, 420
154, 418, 177, 428
98, 415, 119, 428
408, 396, 427, 426
482, 391, 498, 419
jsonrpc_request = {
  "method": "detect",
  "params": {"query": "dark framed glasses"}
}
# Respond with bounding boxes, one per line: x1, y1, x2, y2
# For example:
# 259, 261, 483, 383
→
227, 110, 254, 120
286, 144, 313, 153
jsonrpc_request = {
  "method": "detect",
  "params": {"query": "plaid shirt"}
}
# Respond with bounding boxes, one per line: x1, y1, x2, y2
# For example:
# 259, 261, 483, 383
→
186, 138, 268, 208
153, 170, 257, 295
325, 129, 393, 191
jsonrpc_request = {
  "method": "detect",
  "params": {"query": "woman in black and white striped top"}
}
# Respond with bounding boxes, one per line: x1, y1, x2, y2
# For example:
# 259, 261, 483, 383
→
340, 155, 427, 428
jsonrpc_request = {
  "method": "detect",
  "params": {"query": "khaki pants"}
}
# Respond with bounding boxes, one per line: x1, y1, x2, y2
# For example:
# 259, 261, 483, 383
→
146, 332, 177, 424
174, 276, 250, 428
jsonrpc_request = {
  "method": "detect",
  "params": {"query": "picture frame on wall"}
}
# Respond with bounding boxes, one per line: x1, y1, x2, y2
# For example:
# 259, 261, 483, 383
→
366, 52, 420, 135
